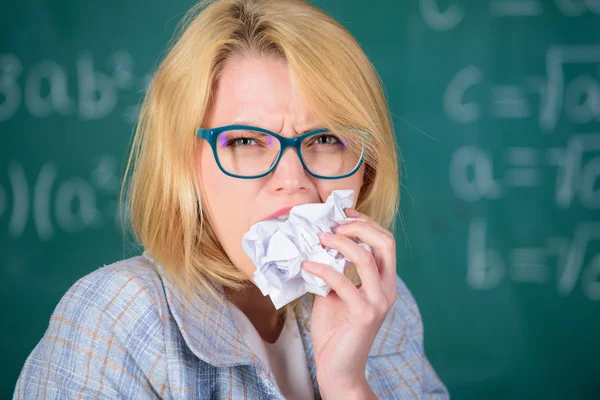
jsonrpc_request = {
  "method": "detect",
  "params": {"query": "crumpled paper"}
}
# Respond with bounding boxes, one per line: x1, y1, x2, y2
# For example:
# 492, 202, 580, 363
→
241, 189, 372, 309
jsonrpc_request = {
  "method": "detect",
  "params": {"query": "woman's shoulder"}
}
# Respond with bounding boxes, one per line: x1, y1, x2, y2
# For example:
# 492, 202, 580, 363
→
368, 274, 426, 357
70, 252, 162, 292
366, 274, 450, 398
68, 253, 163, 296
392, 273, 425, 337
14, 254, 172, 398
54, 254, 166, 323
45, 253, 169, 352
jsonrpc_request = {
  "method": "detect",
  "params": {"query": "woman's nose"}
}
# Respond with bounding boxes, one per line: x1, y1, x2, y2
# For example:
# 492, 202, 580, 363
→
268, 147, 310, 193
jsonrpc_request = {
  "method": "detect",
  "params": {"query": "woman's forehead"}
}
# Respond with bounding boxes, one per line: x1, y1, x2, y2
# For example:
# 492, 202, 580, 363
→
209, 56, 324, 133
215, 56, 293, 104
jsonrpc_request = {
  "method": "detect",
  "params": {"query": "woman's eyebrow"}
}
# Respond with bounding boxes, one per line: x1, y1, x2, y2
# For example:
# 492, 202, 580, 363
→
231, 120, 325, 135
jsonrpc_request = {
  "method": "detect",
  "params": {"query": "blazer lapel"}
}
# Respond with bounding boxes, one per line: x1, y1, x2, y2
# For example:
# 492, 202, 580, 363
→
145, 252, 257, 367
297, 293, 321, 399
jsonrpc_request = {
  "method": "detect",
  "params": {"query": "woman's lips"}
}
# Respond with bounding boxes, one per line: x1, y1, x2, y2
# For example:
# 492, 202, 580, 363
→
260, 205, 295, 222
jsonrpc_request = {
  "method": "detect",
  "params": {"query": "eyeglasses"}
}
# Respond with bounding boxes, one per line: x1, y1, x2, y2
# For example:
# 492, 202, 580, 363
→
196, 124, 370, 179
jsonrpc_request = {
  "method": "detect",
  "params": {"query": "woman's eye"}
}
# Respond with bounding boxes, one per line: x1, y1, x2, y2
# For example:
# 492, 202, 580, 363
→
314, 135, 340, 145
231, 137, 256, 146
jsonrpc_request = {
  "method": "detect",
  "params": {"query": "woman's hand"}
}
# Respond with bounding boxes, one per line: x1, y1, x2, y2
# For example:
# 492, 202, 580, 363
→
301, 207, 398, 399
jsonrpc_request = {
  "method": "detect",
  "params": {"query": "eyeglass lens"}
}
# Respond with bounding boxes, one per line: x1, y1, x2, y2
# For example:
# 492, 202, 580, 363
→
215, 129, 363, 177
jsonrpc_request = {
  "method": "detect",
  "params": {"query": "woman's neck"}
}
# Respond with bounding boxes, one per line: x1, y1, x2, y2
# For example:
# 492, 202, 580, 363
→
225, 283, 284, 344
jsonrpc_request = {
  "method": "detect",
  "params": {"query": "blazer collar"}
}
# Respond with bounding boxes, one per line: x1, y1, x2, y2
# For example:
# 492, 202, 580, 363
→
142, 251, 403, 390
142, 251, 321, 391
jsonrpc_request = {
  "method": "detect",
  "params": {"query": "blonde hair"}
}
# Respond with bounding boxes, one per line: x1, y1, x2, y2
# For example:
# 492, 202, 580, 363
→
120, 0, 400, 322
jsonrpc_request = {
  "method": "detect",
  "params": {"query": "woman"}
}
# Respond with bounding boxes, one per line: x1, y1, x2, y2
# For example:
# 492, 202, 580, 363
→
14, 0, 449, 398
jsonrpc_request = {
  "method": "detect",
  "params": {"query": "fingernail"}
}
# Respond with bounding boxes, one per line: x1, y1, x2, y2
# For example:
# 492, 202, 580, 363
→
319, 232, 331, 240
344, 208, 359, 217
302, 261, 314, 269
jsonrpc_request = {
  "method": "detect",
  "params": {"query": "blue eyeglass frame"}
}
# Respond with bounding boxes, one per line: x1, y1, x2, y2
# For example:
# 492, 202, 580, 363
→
196, 124, 369, 180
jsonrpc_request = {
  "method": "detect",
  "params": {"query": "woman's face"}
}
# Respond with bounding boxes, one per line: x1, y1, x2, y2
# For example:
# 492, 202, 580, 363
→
195, 55, 365, 278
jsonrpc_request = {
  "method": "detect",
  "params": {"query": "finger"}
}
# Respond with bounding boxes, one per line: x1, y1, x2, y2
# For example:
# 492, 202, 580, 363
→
301, 260, 365, 310
318, 231, 386, 302
343, 207, 390, 236
332, 222, 397, 301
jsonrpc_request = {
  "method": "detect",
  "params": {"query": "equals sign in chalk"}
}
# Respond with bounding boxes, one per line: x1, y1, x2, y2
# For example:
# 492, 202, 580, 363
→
503, 147, 542, 187
489, 0, 544, 17
490, 85, 531, 119
508, 247, 549, 283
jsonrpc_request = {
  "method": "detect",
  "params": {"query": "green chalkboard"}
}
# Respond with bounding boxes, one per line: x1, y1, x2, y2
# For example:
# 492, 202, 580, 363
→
2, 1, 599, 399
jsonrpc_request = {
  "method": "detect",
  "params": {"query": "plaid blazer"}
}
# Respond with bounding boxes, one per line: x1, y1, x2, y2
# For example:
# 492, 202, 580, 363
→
14, 252, 449, 399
